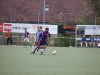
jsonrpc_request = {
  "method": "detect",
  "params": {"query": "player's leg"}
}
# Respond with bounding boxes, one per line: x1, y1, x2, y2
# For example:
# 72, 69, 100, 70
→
10, 38, 12, 46
97, 42, 99, 47
92, 42, 95, 47
6, 38, 9, 47
89, 42, 92, 47
81, 42, 83, 47
98, 43, 100, 48
23, 38, 27, 47
41, 45, 46, 55
39, 45, 45, 55
30, 43, 36, 54
36, 43, 40, 51
93, 42, 95, 46
40, 41, 47, 55
27, 38, 32, 47
85, 42, 87, 47
91, 42, 94, 47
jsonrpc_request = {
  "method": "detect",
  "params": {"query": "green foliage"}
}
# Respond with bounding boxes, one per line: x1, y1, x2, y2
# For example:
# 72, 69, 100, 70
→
76, 0, 100, 25
0, 17, 4, 22
76, 12, 100, 25
0, 33, 23, 45
49, 13, 67, 25
84, 0, 100, 16
13, 12, 28, 23
52, 34, 75, 47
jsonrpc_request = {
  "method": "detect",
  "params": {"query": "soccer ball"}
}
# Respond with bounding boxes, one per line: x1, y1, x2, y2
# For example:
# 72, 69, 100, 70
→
52, 50, 57, 55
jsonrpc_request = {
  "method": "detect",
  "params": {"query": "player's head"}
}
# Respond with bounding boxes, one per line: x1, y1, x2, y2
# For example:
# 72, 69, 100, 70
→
25, 28, 27, 31
82, 35, 85, 38
98, 35, 100, 38
37, 26, 42, 31
91, 35, 93, 38
40, 26, 42, 30
45, 28, 49, 32
37, 26, 40, 31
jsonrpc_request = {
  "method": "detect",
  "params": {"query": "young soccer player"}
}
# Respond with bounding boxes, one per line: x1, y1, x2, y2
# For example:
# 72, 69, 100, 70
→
96, 35, 100, 48
89, 35, 95, 47
30, 26, 43, 54
32, 28, 50, 55
23, 28, 32, 48
81, 35, 87, 47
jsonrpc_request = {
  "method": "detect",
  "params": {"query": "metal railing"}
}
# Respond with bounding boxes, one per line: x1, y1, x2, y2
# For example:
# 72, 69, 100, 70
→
0, 36, 23, 45
0, 36, 75, 47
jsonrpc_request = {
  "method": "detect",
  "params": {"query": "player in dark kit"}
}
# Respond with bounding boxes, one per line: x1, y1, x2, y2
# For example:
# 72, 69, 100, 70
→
32, 28, 50, 55
23, 28, 32, 48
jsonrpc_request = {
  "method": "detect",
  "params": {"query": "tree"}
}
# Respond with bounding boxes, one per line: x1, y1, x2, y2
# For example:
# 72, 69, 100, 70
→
76, 0, 100, 25
50, 13, 67, 25
0, 17, 5, 22
13, 12, 28, 23
83, 0, 100, 16
75, 12, 100, 25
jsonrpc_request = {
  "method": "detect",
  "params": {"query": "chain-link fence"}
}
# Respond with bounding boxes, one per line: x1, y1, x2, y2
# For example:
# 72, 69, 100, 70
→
0, 36, 23, 45
49, 37, 75, 47
0, 36, 75, 47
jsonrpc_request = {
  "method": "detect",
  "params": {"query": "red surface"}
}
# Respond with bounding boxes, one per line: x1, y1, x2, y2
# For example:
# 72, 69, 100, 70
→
3, 24, 12, 32
0, 22, 3, 32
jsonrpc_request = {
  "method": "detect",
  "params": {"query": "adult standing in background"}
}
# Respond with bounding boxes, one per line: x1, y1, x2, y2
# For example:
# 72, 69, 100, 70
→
6, 29, 12, 47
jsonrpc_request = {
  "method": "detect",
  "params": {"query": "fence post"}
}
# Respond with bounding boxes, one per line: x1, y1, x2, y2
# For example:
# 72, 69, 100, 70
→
63, 36, 64, 47
70, 37, 71, 47
22, 36, 23, 46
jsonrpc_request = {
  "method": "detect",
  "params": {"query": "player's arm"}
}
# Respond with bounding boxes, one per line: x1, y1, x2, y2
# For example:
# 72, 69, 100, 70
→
10, 33, 12, 38
38, 32, 43, 45
48, 33, 50, 38
81, 37, 83, 42
85, 38, 87, 42
35, 32, 39, 43
6, 33, 7, 38
27, 32, 30, 38
47, 33, 51, 42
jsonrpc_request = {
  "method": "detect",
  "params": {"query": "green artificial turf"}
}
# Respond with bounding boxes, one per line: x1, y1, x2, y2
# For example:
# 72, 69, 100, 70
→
0, 46, 100, 75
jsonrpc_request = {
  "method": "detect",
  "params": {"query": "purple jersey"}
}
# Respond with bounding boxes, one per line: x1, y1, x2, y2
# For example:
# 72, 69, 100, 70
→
24, 31, 29, 38
39, 31, 50, 42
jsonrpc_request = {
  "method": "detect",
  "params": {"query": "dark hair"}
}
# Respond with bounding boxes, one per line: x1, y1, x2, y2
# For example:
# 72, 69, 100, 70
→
40, 26, 42, 29
25, 28, 27, 30
45, 28, 49, 30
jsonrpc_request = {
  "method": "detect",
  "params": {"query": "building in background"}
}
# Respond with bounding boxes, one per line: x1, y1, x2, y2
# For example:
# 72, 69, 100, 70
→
0, 0, 89, 25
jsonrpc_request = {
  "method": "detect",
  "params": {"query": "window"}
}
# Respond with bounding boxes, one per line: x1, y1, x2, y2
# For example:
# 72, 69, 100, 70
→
45, 5, 50, 12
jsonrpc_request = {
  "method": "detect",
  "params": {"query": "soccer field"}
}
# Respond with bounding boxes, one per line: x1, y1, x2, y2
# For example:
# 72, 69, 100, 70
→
0, 46, 100, 75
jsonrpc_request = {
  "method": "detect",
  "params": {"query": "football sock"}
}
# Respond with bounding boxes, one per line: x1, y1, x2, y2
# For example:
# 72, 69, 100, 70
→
81, 42, 82, 47
29, 44, 32, 47
86, 43, 87, 47
32, 46, 34, 52
24, 44, 27, 47
41, 49, 43, 52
